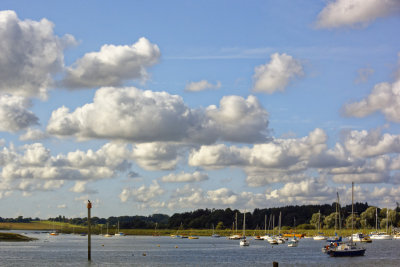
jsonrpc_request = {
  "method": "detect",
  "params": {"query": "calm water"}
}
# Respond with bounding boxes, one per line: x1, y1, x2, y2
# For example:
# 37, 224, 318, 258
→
1, 231, 400, 266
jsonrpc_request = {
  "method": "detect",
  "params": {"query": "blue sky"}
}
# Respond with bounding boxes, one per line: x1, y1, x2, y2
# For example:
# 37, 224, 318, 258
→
1, 0, 400, 219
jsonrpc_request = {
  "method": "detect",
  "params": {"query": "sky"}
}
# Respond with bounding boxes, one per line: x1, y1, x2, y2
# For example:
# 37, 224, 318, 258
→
1, 0, 400, 219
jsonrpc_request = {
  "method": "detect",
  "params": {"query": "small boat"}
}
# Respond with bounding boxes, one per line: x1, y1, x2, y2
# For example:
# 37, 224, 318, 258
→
393, 234, 400, 239
239, 211, 249, 246
288, 238, 298, 247
369, 232, 392, 240
313, 211, 327, 240
153, 223, 160, 237
254, 235, 263, 240
114, 221, 125, 236
352, 233, 371, 243
49, 232, 59, 236
188, 235, 199, 239
170, 234, 181, 238
103, 223, 112, 237
211, 224, 220, 238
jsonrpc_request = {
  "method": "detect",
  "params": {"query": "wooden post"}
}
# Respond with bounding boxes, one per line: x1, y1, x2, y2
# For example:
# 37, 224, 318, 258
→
87, 200, 92, 261
273, 262, 279, 267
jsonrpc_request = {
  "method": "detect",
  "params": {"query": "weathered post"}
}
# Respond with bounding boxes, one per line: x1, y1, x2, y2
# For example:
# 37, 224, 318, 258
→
87, 200, 92, 261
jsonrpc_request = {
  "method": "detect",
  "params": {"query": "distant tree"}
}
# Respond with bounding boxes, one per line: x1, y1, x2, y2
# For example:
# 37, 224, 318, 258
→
323, 212, 339, 229
345, 214, 361, 229
309, 213, 324, 229
360, 207, 377, 229
216, 221, 225, 230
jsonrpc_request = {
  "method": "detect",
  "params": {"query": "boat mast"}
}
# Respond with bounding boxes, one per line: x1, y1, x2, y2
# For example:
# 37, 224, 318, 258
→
235, 212, 238, 234
337, 192, 341, 230
264, 214, 267, 235
375, 208, 378, 232
386, 208, 389, 234
243, 211, 246, 237
279, 211, 281, 235
351, 182, 354, 242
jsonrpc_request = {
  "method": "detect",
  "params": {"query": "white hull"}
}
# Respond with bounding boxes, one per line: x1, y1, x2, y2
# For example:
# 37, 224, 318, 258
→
240, 239, 250, 246
313, 235, 327, 240
370, 234, 392, 240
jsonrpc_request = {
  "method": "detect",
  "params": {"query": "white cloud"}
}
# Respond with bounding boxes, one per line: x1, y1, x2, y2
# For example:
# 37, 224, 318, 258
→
47, 87, 270, 144
161, 171, 209, 183
166, 185, 266, 211
119, 180, 165, 203
266, 178, 336, 204
185, 80, 221, 92
189, 128, 327, 170
343, 79, 400, 122
63, 37, 160, 89
315, 0, 400, 29
131, 142, 179, 170
252, 53, 303, 94
57, 204, 67, 209
0, 95, 38, 132
0, 10, 75, 99
69, 181, 87, 193
343, 129, 400, 158
206, 95, 269, 143
19, 128, 49, 141
0, 142, 130, 183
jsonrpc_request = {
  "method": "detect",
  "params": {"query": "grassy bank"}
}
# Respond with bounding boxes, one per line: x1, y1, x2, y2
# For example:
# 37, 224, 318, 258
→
0, 232, 37, 242
0, 222, 379, 237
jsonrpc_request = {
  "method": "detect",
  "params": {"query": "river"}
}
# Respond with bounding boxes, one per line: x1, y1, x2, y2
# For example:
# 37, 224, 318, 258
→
1, 231, 399, 266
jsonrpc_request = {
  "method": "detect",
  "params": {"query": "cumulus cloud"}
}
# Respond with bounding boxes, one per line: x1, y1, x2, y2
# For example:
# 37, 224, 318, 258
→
0, 95, 38, 132
206, 95, 269, 143
47, 87, 270, 144
166, 185, 266, 210
0, 10, 75, 99
343, 129, 400, 158
132, 142, 179, 170
62, 37, 160, 89
161, 171, 209, 183
266, 178, 336, 204
19, 128, 49, 141
343, 78, 400, 122
189, 128, 327, 170
315, 0, 400, 29
119, 180, 165, 203
185, 80, 221, 92
252, 53, 303, 94
0, 142, 130, 182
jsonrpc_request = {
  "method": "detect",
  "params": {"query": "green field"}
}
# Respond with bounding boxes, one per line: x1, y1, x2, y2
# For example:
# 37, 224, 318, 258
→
0, 232, 37, 241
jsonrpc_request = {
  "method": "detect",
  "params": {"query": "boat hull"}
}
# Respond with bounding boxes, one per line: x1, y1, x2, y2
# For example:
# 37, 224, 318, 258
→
328, 248, 366, 257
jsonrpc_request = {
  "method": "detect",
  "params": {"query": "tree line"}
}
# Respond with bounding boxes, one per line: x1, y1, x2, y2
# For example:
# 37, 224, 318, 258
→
4, 202, 400, 230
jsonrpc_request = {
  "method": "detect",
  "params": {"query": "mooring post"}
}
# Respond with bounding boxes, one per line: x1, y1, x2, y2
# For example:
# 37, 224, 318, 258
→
87, 200, 92, 261
273, 261, 279, 267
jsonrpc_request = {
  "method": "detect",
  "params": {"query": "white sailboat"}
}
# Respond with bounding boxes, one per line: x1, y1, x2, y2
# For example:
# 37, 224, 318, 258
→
370, 208, 392, 240
239, 211, 249, 246
211, 224, 220, 238
104, 222, 112, 237
115, 221, 125, 236
313, 210, 327, 240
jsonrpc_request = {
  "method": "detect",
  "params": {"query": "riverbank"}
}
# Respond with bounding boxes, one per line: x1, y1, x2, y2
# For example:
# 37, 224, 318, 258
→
0, 232, 37, 242
0, 222, 384, 237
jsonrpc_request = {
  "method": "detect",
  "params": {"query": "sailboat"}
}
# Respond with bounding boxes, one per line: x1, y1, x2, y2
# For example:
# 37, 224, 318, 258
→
153, 222, 160, 237
327, 193, 342, 243
114, 221, 125, 236
260, 214, 270, 240
313, 210, 327, 240
370, 208, 392, 240
327, 182, 366, 257
49, 220, 59, 236
211, 224, 220, 238
239, 211, 250, 246
229, 213, 242, 239
104, 222, 112, 237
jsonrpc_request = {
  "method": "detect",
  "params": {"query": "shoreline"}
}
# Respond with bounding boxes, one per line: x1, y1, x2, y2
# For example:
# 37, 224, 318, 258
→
0, 232, 37, 242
